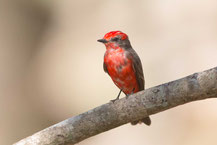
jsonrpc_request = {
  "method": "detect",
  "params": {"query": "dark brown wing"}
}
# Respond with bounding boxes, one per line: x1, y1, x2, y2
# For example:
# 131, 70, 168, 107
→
127, 48, 145, 91
127, 48, 151, 126
103, 61, 108, 74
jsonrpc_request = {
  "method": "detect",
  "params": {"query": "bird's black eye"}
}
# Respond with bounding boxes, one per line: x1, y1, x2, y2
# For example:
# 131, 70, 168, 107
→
111, 37, 119, 42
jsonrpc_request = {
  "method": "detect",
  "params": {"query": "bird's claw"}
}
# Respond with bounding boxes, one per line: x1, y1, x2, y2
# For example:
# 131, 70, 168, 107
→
126, 89, 134, 99
126, 94, 129, 99
110, 98, 119, 103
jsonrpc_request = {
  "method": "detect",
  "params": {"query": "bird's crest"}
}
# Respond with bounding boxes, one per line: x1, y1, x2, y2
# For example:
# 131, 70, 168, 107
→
103, 31, 128, 40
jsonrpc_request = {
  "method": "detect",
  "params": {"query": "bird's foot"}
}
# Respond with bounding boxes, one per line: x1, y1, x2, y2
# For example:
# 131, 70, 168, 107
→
126, 88, 135, 99
110, 98, 119, 103
126, 94, 130, 99
110, 89, 122, 103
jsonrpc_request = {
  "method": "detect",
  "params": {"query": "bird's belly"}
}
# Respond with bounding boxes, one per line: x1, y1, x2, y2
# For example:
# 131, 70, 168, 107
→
106, 56, 139, 94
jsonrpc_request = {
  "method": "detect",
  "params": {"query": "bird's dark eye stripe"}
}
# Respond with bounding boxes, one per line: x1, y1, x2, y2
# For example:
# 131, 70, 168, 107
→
111, 37, 119, 41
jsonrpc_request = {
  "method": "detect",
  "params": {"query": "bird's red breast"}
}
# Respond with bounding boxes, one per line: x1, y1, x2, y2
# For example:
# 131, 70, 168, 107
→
104, 46, 139, 94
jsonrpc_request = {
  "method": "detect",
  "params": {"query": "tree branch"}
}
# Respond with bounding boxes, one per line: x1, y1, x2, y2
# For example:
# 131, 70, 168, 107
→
14, 67, 217, 145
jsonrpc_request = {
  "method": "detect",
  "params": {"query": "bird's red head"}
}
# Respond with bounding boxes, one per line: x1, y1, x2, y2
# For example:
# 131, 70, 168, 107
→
97, 31, 130, 49
103, 31, 128, 41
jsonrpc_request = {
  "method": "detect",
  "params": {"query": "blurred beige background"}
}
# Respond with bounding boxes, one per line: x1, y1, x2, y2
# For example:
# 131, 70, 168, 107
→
1, 0, 217, 145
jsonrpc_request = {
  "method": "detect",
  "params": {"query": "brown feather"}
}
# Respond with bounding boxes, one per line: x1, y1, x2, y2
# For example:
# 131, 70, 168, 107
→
103, 62, 108, 74
126, 48, 145, 91
126, 48, 151, 126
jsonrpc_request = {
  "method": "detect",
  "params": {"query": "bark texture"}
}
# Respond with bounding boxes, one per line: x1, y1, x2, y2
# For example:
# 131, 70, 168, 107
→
14, 67, 217, 145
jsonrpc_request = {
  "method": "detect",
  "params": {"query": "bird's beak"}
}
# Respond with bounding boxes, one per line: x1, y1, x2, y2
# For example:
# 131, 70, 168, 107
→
97, 39, 108, 43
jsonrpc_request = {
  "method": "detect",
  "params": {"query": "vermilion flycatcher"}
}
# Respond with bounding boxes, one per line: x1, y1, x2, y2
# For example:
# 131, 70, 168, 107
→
98, 31, 151, 125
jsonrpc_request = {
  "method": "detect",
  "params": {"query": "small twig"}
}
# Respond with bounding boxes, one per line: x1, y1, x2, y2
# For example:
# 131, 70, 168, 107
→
14, 67, 217, 145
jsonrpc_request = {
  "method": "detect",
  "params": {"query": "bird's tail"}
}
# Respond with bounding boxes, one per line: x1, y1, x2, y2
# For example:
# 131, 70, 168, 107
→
131, 116, 151, 126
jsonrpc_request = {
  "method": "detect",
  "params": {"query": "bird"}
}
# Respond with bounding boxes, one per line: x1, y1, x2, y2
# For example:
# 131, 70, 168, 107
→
97, 31, 151, 125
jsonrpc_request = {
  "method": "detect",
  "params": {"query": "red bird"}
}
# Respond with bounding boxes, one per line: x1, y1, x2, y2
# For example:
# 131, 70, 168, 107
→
98, 31, 151, 125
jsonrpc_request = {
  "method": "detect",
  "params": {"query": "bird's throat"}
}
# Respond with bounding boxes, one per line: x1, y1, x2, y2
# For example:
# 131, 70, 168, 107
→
105, 42, 120, 50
